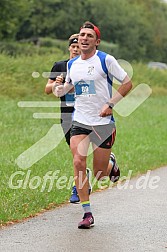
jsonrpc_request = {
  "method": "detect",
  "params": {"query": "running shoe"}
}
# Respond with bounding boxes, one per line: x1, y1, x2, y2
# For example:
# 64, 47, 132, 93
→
109, 153, 120, 182
78, 212, 94, 229
70, 185, 80, 203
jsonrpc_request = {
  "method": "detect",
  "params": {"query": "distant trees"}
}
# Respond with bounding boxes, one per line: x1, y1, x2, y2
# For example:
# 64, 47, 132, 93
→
0, 0, 167, 61
90, 0, 167, 61
16, 0, 93, 40
0, 0, 33, 40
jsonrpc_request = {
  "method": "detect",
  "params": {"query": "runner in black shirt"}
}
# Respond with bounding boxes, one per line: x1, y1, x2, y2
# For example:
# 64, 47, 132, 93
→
45, 34, 81, 203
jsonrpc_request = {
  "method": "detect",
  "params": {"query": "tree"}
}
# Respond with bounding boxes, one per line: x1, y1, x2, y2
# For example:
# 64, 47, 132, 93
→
16, 0, 93, 39
90, 0, 167, 61
0, 0, 33, 40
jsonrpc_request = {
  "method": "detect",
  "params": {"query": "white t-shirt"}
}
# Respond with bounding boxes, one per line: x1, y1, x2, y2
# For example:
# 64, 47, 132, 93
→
65, 50, 127, 126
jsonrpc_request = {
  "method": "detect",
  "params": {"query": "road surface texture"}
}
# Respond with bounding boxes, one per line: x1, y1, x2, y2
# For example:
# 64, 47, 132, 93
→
1, 166, 167, 252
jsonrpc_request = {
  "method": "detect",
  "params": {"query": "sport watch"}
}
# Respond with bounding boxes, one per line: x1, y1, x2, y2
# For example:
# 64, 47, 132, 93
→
106, 102, 114, 109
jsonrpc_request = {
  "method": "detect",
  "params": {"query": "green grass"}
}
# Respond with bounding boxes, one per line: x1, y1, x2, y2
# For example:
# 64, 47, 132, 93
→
0, 52, 68, 100
0, 53, 167, 226
114, 96, 167, 174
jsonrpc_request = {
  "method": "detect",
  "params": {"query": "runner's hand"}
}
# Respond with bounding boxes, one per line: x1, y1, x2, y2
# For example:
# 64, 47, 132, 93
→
55, 74, 64, 84
52, 84, 65, 97
99, 104, 113, 117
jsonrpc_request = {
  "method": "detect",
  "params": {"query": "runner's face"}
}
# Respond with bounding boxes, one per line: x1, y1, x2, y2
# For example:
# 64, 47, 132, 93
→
79, 28, 100, 53
69, 43, 80, 59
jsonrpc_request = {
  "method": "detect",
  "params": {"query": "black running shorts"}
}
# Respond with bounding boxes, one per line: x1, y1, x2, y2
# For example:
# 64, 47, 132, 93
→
70, 121, 116, 149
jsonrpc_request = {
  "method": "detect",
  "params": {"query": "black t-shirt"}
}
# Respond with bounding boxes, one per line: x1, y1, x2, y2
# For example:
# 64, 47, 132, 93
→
49, 60, 74, 117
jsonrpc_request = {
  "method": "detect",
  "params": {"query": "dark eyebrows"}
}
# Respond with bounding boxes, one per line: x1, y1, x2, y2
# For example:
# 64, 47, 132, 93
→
79, 31, 94, 37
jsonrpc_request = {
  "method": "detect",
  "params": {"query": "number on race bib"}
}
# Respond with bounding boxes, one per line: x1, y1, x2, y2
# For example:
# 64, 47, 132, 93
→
81, 86, 89, 93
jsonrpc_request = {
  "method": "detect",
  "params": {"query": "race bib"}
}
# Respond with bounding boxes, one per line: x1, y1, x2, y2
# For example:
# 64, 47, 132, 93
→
75, 80, 96, 96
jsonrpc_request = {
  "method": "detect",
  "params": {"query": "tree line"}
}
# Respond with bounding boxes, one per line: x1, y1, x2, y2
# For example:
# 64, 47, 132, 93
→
0, 0, 167, 61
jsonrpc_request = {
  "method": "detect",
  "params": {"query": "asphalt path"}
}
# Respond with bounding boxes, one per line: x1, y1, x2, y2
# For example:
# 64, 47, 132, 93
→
1, 166, 167, 252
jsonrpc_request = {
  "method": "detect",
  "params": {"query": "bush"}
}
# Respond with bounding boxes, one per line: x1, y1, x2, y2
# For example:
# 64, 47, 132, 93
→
0, 38, 120, 58
99, 40, 119, 58
39, 37, 69, 54
40, 37, 120, 57
0, 41, 62, 57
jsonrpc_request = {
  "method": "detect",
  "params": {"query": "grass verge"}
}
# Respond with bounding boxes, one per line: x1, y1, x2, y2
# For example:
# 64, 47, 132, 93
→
0, 95, 166, 226
0, 53, 167, 225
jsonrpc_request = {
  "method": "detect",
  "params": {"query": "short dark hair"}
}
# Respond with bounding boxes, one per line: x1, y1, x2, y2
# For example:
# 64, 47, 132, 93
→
81, 21, 101, 39
82, 21, 95, 30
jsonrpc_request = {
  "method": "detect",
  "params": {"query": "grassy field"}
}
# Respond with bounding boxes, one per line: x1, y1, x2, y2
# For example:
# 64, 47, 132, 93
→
0, 52, 167, 226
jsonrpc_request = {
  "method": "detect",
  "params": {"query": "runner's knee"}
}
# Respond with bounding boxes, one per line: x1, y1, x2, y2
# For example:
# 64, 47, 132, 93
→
73, 156, 86, 172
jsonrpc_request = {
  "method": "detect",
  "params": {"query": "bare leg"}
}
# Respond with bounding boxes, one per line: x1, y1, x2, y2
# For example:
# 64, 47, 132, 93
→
70, 134, 90, 202
92, 144, 112, 180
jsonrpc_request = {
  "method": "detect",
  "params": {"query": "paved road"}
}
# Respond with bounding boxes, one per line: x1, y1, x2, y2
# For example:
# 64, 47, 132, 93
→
1, 167, 167, 252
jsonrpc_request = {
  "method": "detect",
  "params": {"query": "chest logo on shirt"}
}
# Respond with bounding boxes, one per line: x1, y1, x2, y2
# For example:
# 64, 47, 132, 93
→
87, 66, 95, 75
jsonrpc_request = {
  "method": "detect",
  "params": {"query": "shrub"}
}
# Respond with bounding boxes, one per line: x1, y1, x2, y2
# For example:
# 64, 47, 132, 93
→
0, 41, 62, 57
